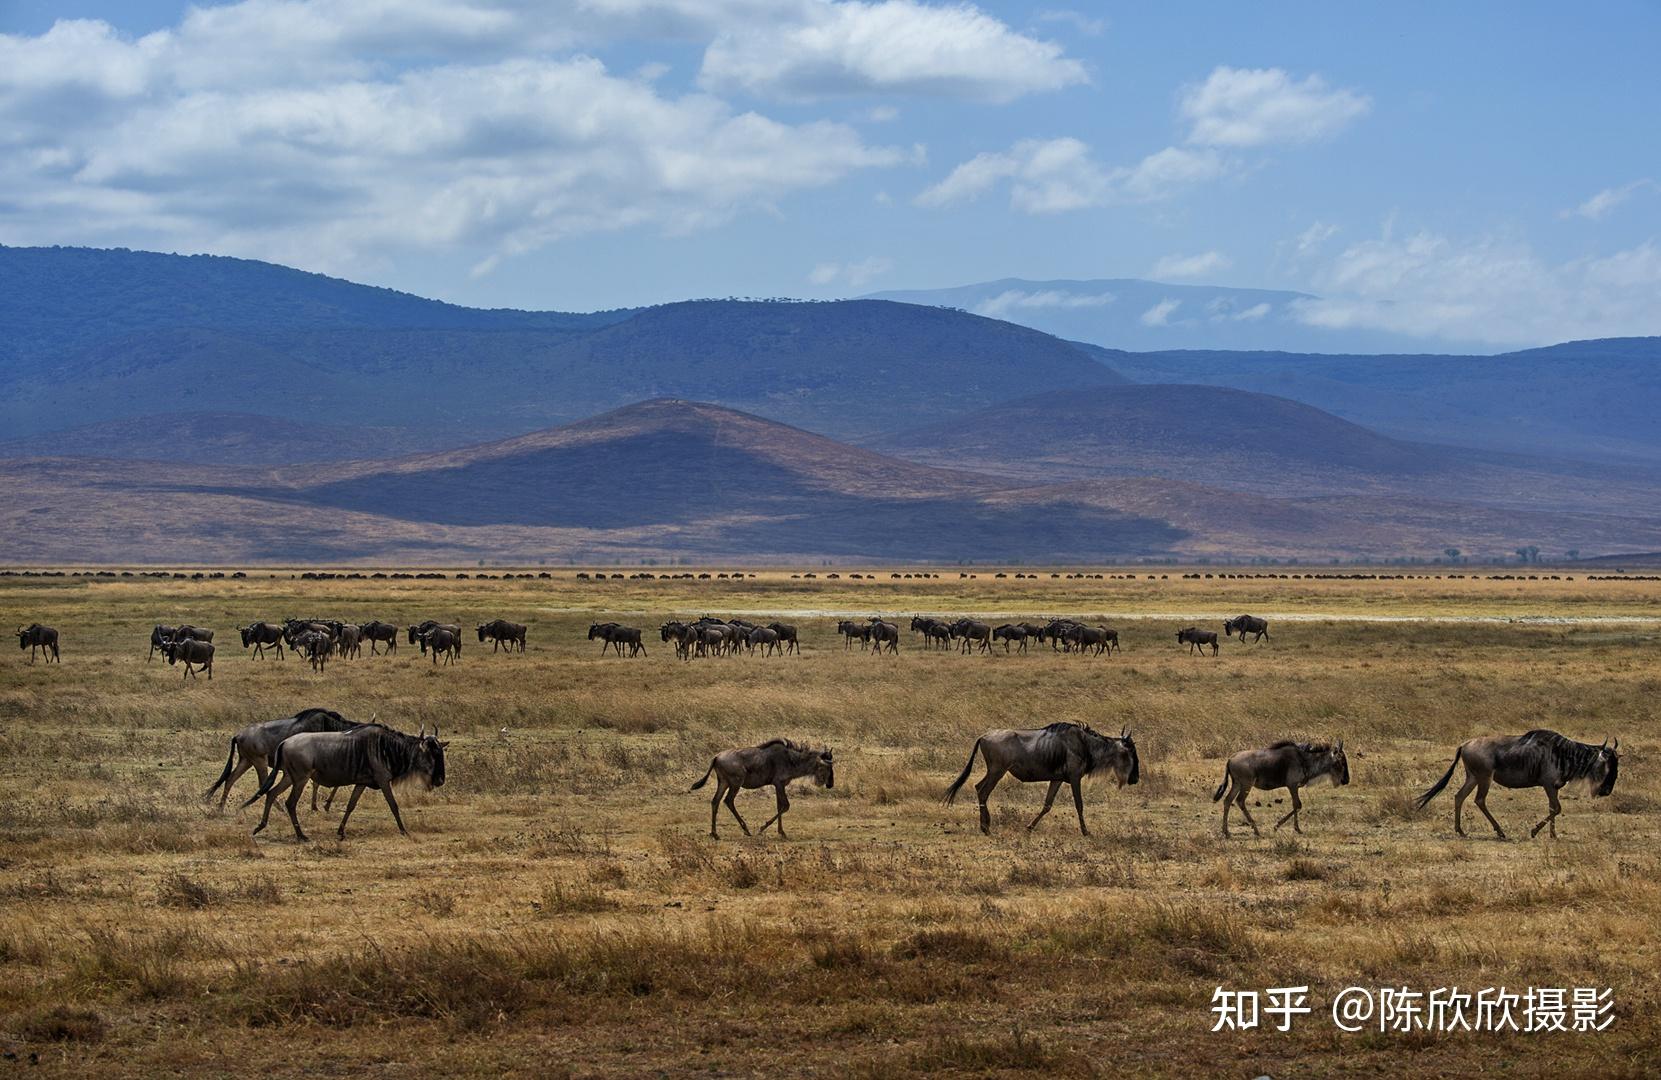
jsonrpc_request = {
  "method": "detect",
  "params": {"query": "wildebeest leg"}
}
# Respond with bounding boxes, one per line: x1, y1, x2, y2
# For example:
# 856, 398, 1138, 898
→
1234, 784, 1260, 836
1221, 779, 1234, 837
1531, 786, 1563, 839
1450, 774, 1477, 836
1473, 777, 1506, 839
709, 779, 724, 838
758, 783, 791, 837
378, 784, 410, 837
221, 758, 260, 811
324, 786, 340, 811
283, 780, 310, 842
722, 782, 750, 836
251, 773, 294, 835
336, 784, 367, 839
1071, 779, 1089, 836
1028, 780, 1061, 830
973, 767, 1006, 834
1274, 786, 1303, 833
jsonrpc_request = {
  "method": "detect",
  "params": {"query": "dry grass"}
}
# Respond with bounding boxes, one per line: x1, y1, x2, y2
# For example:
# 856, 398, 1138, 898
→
1, 569, 1659, 1077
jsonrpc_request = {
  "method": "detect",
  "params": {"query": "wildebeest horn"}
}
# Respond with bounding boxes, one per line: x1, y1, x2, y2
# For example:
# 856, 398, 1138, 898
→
1336, 737, 1344, 752
1612, 737, 1619, 751
419, 723, 426, 738
433, 723, 441, 739
1120, 725, 1130, 738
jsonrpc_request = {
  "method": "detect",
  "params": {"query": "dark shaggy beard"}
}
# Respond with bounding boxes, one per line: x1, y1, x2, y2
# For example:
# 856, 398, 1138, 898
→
1595, 758, 1618, 797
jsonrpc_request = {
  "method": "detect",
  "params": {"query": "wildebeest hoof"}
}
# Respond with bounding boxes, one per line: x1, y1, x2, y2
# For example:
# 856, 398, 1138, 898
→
295, 834, 309, 843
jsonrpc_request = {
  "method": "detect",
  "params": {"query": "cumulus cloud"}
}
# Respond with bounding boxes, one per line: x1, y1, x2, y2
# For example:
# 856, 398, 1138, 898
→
1293, 230, 1661, 345
807, 255, 892, 287
0, 6, 913, 273
974, 288, 1114, 317
1180, 66, 1369, 148
1564, 179, 1655, 221
700, 0, 1088, 103
1140, 298, 1181, 326
1151, 250, 1231, 280
916, 138, 1225, 212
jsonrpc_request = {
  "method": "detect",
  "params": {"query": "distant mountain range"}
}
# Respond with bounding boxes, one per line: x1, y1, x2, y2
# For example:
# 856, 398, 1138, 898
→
1, 245, 1658, 562
862, 277, 1452, 354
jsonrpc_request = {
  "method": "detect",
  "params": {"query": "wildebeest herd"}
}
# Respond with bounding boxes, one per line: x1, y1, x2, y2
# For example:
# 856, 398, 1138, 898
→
201, 705, 1621, 847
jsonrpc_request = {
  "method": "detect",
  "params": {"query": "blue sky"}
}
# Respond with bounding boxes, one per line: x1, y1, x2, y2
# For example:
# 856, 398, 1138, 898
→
1, 1, 1658, 346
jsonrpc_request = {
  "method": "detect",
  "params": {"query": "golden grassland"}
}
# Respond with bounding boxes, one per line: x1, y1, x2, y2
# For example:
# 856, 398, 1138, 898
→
2, 570, 1659, 1077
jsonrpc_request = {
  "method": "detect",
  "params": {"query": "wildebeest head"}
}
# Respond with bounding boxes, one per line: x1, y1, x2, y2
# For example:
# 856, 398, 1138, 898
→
239, 626, 251, 648
414, 723, 450, 789
1084, 725, 1139, 786
1594, 738, 1619, 797
1311, 740, 1349, 786
813, 749, 835, 789
15, 626, 27, 650
1119, 726, 1140, 786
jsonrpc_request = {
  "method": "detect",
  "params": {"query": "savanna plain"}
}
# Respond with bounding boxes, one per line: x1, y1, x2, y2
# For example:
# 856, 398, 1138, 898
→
2, 570, 1659, 1078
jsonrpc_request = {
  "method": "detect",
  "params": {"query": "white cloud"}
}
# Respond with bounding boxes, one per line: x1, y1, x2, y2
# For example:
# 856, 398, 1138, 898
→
1151, 249, 1231, 280
1231, 301, 1270, 321
1292, 220, 1339, 258
1036, 10, 1107, 37
700, 1, 1088, 103
916, 138, 1223, 213
1564, 179, 1655, 221
808, 255, 892, 287
1180, 66, 1369, 148
1140, 298, 1181, 326
0, 9, 908, 273
974, 288, 1115, 317
1294, 230, 1661, 345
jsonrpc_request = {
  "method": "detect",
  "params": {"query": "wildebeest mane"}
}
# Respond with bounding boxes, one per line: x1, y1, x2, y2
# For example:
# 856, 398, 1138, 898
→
1517, 729, 1606, 785
758, 737, 809, 753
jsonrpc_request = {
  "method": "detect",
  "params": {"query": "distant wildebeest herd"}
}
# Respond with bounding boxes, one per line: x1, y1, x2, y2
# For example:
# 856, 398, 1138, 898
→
205, 706, 1621, 846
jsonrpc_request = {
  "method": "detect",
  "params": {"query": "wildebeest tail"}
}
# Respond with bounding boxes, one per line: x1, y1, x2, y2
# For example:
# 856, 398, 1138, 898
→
205, 736, 239, 798
240, 743, 287, 809
1212, 767, 1232, 802
689, 758, 717, 791
1415, 748, 1462, 809
944, 738, 983, 805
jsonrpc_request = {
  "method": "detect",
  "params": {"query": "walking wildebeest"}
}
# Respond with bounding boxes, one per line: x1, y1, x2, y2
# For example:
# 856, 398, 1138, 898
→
477, 618, 527, 653
204, 707, 359, 810
746, 626, 781, 656
588, 622, 623, 655
950, 619, 993, 654
294, 630, 331, 672
243, 723, 449, 841
690, 739, 835, 839
1066, 625, 1116, 656
424, 626, 462, 664
239, 622, 285, 660
945, 723, 1139, 835
1415, 730, 1619, 839
150, 623, 209, 661
407, 621, 456, 648
334, 623, 363, 660
766, 622, 799, 655
868, 619, 900, 654
1177, 627, 1219, 655
1213, 740, 1349, 837
1224, 615, 1271, 643
162, 637, 214, 680
992, 624, 1029, 653
16, 624, 59, 664
359, 620, 398, 655
838, 620, 871, 650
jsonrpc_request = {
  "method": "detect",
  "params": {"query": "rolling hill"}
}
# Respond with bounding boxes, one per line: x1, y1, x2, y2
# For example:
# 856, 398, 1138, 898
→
5, 399, 1661, 564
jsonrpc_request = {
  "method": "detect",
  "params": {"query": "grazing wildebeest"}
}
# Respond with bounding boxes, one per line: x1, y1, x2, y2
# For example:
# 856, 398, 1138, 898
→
992, 624, 1029, 653
838, 620, 871, 650
766, 622, 799, 655
334, 623, 363, 660
243, 723, 448, 841
16, 624, 59, 664
1177, 627, 1219, 655
148, 625, 178, 662
162, 637, 214, 680
1224, 614, 1271, 643
746, 626, 781, 656
689, 739, 835, 839
477, 618, 528, 654
239, 622, 285, 660
868, 619, 900, 654
204, 707, 358, 810
359, 620, 398, 655
950, 619, 993, 654
424, 626, 461, 664
945, 723, 1139, 835
1415, 730, 1619, 839
1213, 740, 1349, 837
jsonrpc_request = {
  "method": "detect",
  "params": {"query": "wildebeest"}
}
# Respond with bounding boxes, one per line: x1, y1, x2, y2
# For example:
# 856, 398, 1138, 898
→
16, 624, 59, 664
950, 619, 993, 654
945, 723, 1139, 835
150, 623, 209, 661
1065, 625, 1117, 656
204, 707, 359, 810
992, 624, 1029, 653
838, 620, 871, 650
746, 626, 781, 656
1224, 614, 1271, 643
239, 622, 285, 660
295, 630, 331, 672
1177, 627, 1219, 655
334, 623, 363, 660
868, 619, 900, 654
424, 626, 462, 665
162, 637, 214, 680
588, 622, 623, 655
243, 723, 449, 841
359, 620, 398, 655
1040, 619, 1079, 651
1415, 730, 1619, 839
407, 620, 456, 647
477, 618, 527, 653
1213, 740, 1349, 837
690, 739, 835, 839
766, 622, 799, 655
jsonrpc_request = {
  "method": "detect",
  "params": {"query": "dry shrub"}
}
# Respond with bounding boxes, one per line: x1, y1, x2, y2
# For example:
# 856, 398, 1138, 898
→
893, 1026, 1087, 1075
538, 878, 618, 915
413, 888, 459, 918
156, 871, 216, 909
15, 1005, 108, 1043
1285, 858, 1329, 881
892, 928, 1007, 964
